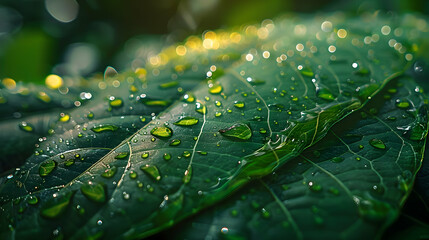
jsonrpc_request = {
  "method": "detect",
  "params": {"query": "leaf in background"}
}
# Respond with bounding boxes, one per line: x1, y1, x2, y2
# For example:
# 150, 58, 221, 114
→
165, 76, 427, 239
0, 12, 427, 239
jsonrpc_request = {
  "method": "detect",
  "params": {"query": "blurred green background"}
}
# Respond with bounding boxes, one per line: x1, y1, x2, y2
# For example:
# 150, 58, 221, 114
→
0, 0, 427, 84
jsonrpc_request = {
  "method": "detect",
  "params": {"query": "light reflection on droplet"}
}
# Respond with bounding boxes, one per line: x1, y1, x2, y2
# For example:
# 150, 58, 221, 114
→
337, 29, 347, 38
381, 25, 391, 35
321, 21, 333, 32
328, 45, 336, 53
262, 51, 270, 58
296, 43, 304, 51
245, 54, 254, 61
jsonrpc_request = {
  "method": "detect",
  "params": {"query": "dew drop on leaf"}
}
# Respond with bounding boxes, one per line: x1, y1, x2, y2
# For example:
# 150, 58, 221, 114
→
80, 182, 106, 203
40, 192, 73, 218
101, 166, 117, 178
129, 171, 137, 179
141, 152, 149, 159
316, 88, 335, 101
159, 81, 179, 89
150, 126, 173, 138
109, 98, 123, 108
115, 152, 129, 159
140, 165, 161, 181
234, 101, 245, 108
59, 113, 70, 122
299, 66, 314, 77
183, 166, 192, 184
208, 84, 223, 94
369, 139, 386, 149
39, 160, 57, 177
18, 122, 34, 132
395, 99, 410, 109
163, 153, 171, 161
27, 195, 38, 205
195, 102, 207, 114
64, 159, 75, 167
219, 123, 252, 140
170, 139, 181, 146
182, 93, 195, 103
331, 157, 344, 163
91, 125, 118, 133
174, 117, 199, 126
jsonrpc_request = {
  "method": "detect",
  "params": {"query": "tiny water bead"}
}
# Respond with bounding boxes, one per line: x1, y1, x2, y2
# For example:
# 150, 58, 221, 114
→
80, 182, 106, 203
140, 165, 161, 181
174, 117, 199, 126
109, 97, 123, 108
369, 139, 386, 149
91, 125, 118, 133
18, 122, 34, 132
219, 123, 252, 140
183, 167, 192, 184
150, 126, 173, 138
183, 151, 191, 158
39, 160, 57, 177
101, 166, 117, 178
141, 152, 149, 159
129, 171, 138, 179
183, 93, 195, 103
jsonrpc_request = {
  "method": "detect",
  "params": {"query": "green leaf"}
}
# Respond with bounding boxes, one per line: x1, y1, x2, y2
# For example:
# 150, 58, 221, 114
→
0, 13, 428, 239
165, 76, 427, 239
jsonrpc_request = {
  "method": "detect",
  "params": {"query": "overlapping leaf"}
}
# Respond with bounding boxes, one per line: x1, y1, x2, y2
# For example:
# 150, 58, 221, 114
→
0, 13, 428, 239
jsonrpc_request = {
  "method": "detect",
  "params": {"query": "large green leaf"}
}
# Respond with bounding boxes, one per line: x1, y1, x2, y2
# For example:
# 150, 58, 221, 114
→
0, 13, 427, 239
161, 76, 427, 239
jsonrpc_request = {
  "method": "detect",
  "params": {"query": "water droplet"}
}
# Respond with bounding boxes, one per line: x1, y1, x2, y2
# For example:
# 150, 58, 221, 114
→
259, 128, 267, 134
115, 152, 129, 159
40, 191, 73, 218
195, 102, 206, 114
163, 153, 172, 161
159, 81, 179, 89
129, 171, 137, 179
182, 93, 195, 103
309, 182, 322, 192
150, 126, 173, 138
183, 167, 192, 184
170, 139, 181, 146
234, 101, 245, 108
140, 165, 161, 181
215, 112, 222, 117
414, 61, 424, 74
39, 160, 57, 177
91, 125, 118, 133
215, 100, 222, 107
246, 77, 265, 85
18, 122, 34, 132
208, 84, 223, 94
109, 98, 123, 108
354, 195, 393, 222
395, 99, 410, 109
80, 182, 106, 203
59, 113, 70, 122
141, 152, 149, 159
354, 68, 370, 76
221, 227, 229, 234
197, 151, 208, 155
331, 157, 344, 163
37, 92, 51, 103
219, 123, 252, 140
174, 117, 199, 126
101, 166, 117, 178
64, 159, 75, 167
316, 88, 335, 101
141, 98, 171, 106
299, 66, 314, 77
27, 195, 39, 205
183, 151, 191, 158
369, 139, 386, 149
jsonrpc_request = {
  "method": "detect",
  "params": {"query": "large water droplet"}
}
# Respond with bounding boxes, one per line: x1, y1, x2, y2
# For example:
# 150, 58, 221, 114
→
115, 152, 129, 159
151, 126, 173, 138
109, 98, 123, 108
91, 125, 118, 133
195, 102, 206, 114
101, 166, 117, 178
219, 123, 252, 140
369, 139, 386, 149
80, 182, 106, 203
140, 165, 161, 181
40, 192, 73, 218
39, 160, 57, 177
174, 117, 199, 126
170, 139, 181, 146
